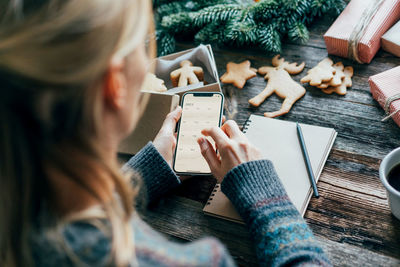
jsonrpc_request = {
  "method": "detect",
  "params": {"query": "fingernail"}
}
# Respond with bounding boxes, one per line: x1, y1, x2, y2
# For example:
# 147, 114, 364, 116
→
197, 137, 206, 148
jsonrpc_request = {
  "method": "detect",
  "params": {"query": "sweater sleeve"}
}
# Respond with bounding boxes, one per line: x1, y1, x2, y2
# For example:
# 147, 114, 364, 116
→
221, 160, 332, 267
122, 142, 181, 204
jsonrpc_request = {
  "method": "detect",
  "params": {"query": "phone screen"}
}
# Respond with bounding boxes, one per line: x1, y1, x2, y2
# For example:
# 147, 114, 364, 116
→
173, 92, 223, 174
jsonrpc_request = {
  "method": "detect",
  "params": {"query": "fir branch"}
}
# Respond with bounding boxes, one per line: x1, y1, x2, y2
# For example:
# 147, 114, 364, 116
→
251, 0, 281, 22
193, 4, 243, 27
194, 23, 227, 45
153, 0, 186, 7
156, 30, 176, 56
161, 12, 196, 34
309, 0, 345, 18
256, 23, 281, 53
327, 0, 346, 16
190, 0, 242, 9
280, 0, 311, 13
224, 17, 258, 46
270, 15, 298, 33
154, 0, 346, 55
287, 21, 309, 44
292, 0, 312, 18
156, 2, 188, 18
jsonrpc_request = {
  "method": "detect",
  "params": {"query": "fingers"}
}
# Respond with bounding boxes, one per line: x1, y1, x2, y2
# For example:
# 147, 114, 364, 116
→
169, 105, 182, 123
160, 106, 182, 134
221, 120, 242, 139
221, 115, 226, 124
197, 137, 220, 174
201, 126, 230, 146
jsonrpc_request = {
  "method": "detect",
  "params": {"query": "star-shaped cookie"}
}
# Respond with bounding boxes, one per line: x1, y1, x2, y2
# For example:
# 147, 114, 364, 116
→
220, 60, 257, 89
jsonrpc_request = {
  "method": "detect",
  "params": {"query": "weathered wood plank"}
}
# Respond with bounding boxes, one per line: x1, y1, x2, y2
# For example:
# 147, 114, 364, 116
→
140, 195, 400, 267
325, 149, 380, 176
320, 237, 400, 267
306, 173, 400, 258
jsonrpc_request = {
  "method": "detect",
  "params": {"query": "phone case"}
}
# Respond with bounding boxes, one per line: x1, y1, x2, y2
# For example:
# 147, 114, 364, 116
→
173, 92, 224, 175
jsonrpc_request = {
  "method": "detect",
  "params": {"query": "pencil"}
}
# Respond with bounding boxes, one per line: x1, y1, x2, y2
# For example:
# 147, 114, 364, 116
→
296, 122, 319, 198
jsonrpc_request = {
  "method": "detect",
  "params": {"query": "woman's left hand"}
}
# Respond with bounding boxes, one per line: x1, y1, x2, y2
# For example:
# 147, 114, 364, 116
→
153, 106, 182, 167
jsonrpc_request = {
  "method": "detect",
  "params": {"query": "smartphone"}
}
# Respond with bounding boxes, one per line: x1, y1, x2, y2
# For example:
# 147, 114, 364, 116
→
173, 92, 224, 175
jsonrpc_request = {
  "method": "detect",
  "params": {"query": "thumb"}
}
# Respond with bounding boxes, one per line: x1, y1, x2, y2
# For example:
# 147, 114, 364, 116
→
161, 106, 182, 134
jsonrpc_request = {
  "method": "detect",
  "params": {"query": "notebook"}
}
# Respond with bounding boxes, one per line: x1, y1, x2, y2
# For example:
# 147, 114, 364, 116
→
203, 114, 337, 223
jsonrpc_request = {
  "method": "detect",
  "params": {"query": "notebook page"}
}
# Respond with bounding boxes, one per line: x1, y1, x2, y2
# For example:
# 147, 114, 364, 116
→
244, 115, 336, 212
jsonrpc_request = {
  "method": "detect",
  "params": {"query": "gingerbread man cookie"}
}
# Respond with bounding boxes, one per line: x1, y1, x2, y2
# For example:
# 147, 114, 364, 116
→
170, 60, 204, 87
220, 60, 257, 89
300, 58, 335, 86
322, 66, 353, 95
141, 73, 167, 92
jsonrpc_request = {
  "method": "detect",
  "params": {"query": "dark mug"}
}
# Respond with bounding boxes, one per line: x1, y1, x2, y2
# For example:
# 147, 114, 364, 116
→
379, 147, 400, 220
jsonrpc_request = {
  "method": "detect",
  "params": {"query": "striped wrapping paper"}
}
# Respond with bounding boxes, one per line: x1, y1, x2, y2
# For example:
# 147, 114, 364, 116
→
369, 66, 400, 127
324, 0, 400, 64
382, 20, 400, 57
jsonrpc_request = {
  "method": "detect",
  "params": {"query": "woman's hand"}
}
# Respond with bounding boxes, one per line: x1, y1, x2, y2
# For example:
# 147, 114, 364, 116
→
197, 120, 262, 182
153, 106, 182, 167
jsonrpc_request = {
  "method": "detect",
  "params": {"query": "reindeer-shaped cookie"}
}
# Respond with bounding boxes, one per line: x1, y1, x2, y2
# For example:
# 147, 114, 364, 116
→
249, 55, 305, 118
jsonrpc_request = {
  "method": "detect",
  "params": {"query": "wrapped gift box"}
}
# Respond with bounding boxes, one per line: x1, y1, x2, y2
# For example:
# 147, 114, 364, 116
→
369, 66, 400, 127
119, 44, 222, 154
382, 20, 400, 57
324, 0, 400, 64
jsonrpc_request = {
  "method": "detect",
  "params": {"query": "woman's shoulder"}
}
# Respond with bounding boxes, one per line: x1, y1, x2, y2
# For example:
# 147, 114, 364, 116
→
31, 219, 112, 266
132, 216, 236, 267
31, 215, 236, 267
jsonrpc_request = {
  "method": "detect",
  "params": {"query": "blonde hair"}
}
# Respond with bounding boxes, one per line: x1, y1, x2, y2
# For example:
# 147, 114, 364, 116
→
0, 0, 152, 266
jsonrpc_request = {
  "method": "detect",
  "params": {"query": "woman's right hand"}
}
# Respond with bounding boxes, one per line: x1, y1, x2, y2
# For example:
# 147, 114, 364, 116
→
197, 120, 262, 182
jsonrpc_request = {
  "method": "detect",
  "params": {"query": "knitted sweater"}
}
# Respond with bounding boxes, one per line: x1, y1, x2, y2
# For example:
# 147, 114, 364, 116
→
31, 142, 331, 266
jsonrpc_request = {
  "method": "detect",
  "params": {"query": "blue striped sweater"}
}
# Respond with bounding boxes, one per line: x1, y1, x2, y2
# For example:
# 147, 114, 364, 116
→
31, 142, 332, 266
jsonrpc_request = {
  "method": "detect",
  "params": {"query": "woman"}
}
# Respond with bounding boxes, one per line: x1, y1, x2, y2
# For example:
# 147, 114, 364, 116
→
0, 0, 331, 266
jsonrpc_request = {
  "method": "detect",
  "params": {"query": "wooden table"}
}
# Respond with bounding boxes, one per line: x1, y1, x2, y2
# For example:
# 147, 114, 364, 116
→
138, 16, 400, 266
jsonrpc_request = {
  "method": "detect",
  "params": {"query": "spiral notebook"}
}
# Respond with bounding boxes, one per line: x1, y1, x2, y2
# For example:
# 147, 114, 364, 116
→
203, 115, 337, 223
